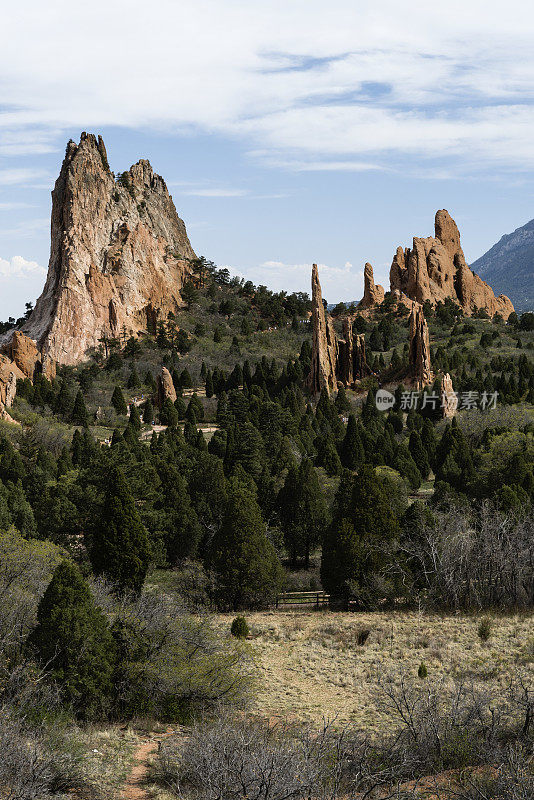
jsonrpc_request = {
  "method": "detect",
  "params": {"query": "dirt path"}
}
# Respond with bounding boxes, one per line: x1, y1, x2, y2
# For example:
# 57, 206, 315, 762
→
119, 736, 158, 800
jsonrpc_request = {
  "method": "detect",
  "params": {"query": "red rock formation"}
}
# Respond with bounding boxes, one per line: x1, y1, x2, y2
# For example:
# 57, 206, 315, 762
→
337, 318, 354, 385
441, 372, 457, 418
390, 210, 514, 319
409, 304, 433, 389
353, 333, 372, 380
156, 367, 177, 408
359, 262, 385, 309
18, 132, 196, 366
306, 264, 338, 394
2, 331, 39, 379
0, 356, 24, 408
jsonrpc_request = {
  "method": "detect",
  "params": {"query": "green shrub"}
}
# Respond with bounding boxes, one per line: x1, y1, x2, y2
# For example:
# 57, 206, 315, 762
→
418, 661, 428, 678
478, 617, 493, 642
230, 616, 249, 639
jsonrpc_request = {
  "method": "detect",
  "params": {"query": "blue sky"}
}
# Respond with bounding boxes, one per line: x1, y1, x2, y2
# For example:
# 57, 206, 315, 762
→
1, 0, 534, 319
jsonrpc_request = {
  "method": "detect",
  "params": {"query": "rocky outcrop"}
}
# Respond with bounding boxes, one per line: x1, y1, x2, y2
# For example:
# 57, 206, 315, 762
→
409, 305, 433, 389
15, 132, 196, 366
0, 356, 24, 408
307, 265, 374, 394
390, 210, 514, 319
441, 373, 457, 418
155, 367, 177, 409
2, 331, 39, 379
353, 334, 372, 380
306, 264, 338, 394
359, 262, 385, 309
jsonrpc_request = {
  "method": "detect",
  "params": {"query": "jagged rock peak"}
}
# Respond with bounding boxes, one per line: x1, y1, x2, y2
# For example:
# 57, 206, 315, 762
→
409, 304, 433, 390
306, 264, 338, 395
360, 262, 385, 309
19, 132, 196, 366
156, 367, 177, 409
389, 210, 514, 319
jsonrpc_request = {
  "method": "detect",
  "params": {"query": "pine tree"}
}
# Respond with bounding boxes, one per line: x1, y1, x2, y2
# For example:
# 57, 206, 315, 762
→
210, 477, 283, 610
174, 396, 187, 419
408, 431, 430, 479
28, 561, 115, 717
205, 370, 214, 398
334, 385, 351, 413
160, 397, 179, 427
277, 460, 327, 567
187, 393, 204, 421
71, 389, 88, 426
321, 465, 400, 605
143, 398, 154, 424
129, 403, 142, 430
111, 386, 127, 415
89, 466, 150, 594
340, 414, 364, 470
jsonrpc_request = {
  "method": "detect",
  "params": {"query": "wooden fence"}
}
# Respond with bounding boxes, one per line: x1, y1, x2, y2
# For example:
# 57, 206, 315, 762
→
275, 591, 330, 610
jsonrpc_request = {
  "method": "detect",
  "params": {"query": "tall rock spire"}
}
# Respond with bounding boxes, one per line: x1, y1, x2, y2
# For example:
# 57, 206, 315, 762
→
360, 262, 385, 309
409, 304, 433, 389
306, 264, 338, 395
20, 132, 196, 365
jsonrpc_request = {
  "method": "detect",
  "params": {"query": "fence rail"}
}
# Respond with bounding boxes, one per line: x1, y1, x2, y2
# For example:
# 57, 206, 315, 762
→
275, 591, 330, 609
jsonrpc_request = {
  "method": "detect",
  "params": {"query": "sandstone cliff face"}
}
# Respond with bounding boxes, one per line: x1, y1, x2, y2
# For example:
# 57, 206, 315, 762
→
390, 210, 514, 319
306, 264, 338, 394
409, 305, 433, 389
359, 262, 385, 309
21, 133, 196, 365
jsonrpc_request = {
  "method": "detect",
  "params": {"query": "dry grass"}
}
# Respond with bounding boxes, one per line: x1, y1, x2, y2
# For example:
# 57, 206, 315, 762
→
75, 725, 139, 795
216, 610, 534, 731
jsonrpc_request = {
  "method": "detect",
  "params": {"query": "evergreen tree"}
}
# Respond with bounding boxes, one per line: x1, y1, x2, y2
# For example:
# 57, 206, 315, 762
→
334, 385, 351, 413
340, 414, 364, 470
408, 430, 430, 479
28, 561, 115, 717
174, 396, 187, 419
160, 397, 179, 427
210, 477, 283, 610
127, 366, 141, 389
89, 466, 150, 594
277, 460, 328, 567
71, 389, 88, 426
129, 403, 142, 430
205, 370, 214, 398
321, 465, 400, 606
143, 398, 154, 424
111, 386, 127, 415
187, 393, 204, 421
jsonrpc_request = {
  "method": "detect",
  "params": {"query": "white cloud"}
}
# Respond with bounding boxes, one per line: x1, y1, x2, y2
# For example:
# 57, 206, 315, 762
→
0, 255, 47, 279
1, 1, 534, 171
0, 169, 51, 187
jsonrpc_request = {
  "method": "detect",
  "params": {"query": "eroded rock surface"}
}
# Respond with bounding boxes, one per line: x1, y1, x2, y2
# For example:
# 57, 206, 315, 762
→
156, 367, 177, 408
19, 132, 196, 365
390, 210, 514, 319
409, 304, 433, 389
359, 262, 385, 309
306, 264, 338, 394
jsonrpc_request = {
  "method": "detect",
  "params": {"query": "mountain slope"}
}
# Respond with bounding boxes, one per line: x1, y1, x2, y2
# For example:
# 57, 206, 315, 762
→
471, 218, 534, 312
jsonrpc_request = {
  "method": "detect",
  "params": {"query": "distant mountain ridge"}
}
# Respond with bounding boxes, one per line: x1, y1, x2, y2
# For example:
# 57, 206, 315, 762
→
472, 218, 534, 313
